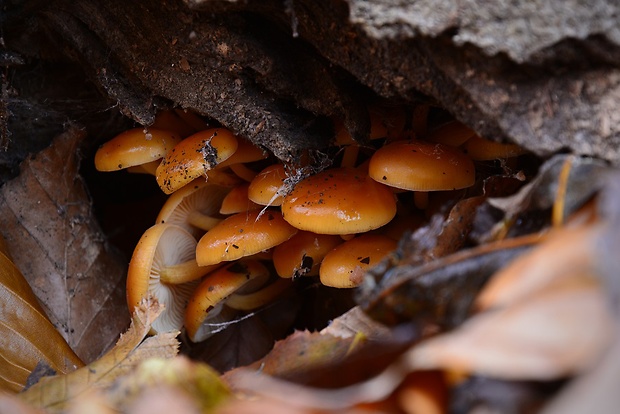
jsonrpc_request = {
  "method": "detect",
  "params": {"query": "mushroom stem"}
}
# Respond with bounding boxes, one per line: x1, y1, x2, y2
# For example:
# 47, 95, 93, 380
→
414, 191, 429, 210
230, 163, 258, 182
159, 260, 219, 284
226, 279, 292, 310
340, 145, 360, 168
186, 211, 222, 231
126, 159, 161, 175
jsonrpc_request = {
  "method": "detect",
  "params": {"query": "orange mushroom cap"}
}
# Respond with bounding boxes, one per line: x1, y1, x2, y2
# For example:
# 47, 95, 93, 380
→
319, 234, 397, 288
126, 223, 216, 334
219, 183, 260, 215
155, 128, 238, 194
247, 163, 287, 206
272, 230, 343, 278
281, 167, 397, 235
216, 137, 268, 168
461, 134, 527, 160
94, 128, 181, 172
184, 259, 271, 342
151, 109, 197, 138
426, 120, 477, 147
368, 140, 475, 191
196, 209, 298, 266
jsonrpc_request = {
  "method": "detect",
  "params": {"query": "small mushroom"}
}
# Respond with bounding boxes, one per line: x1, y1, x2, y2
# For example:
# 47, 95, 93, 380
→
196, 209, 298, 266
184, 259, 271, 342
173, 108, 211, 131
219, 183, 261, 215
151, 109, 197, 138
461, 134, 527, 160
368, 140, 475, 209
226, 278, 292, 310
281, 167, 397, 235
247, 163, 287, 207
156, 180, 237, 238
216, 137, 269, 182
155, 128, 238, 194
319, 234, 397, 288
272, 230, 343, 278
94, 128, 181, 172
126, 223, 218, 333
426, 120, 477, 147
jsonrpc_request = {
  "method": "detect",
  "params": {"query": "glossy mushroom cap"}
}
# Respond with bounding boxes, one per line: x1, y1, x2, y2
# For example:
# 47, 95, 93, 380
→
219, 183, 260, 215
196, 209, 298, 266
184, 259, 271, 342
281, 167, 397, 235
126, 224, 212, 334
95, 128, 181, 172
155, 128, 238, 194
247, 164, 288, 206
319, 234, 397, 288
368, 140, 475, 191
272, 231, 343, 278
216, 137, 268, 168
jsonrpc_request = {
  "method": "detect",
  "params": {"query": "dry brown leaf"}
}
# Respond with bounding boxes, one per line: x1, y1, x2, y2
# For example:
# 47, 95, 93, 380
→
0, 127, 128, 362
476, 223, 602, 310
18, 298, 178, 412
541, 332, 620, 414
225, 306, 408, 396
321, 306, 392, 341
0, 242, 83, 393
406, 273, 614, 379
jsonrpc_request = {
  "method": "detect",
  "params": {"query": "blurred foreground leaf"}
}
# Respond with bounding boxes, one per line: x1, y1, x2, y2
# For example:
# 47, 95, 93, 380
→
0, 237, 83, 393
0, 127, 129, 362
19, 298, 178, 412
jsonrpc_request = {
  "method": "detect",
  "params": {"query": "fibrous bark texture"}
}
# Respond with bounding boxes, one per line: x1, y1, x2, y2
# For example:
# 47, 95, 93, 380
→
3, 0, 620, 170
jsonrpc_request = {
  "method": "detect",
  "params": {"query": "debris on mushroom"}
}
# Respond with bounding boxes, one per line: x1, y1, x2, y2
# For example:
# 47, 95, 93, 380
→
368, 140, 475, 209
272, 230, 343, 279
247, 163, 288, 207
281, 167, 397, 235
155, 128, 239, 194
184, 259, 273, 342
196, 209, 298, 266
319, 234, 397, 288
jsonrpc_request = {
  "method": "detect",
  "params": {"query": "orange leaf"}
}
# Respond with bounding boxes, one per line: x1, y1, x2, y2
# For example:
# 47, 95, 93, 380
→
0, 242, 83, 393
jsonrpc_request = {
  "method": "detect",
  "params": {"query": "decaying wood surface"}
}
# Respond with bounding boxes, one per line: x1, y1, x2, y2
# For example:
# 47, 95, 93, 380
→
3, 0, 620, 174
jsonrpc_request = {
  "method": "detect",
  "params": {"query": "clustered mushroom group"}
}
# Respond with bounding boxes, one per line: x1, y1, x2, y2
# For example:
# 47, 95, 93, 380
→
95, 108, 525, 341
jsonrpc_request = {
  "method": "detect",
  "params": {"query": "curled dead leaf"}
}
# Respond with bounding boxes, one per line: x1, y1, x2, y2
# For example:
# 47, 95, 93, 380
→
0, 237, 83, 393
0, 128, 129, 362
19, 298, 178, 412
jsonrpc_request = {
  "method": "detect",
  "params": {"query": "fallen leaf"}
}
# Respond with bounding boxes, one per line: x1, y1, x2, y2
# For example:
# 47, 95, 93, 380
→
476, 223, 602, 310
225, 306, 410, 390
406, 273, 614, 380
184, 293, 300, 373
358, 233, 542, 327
0, 127, 129, 362
541, 332, 620, 414
0, 238, 83, 393
18, 298, 178, 412
487, 155, 607, 225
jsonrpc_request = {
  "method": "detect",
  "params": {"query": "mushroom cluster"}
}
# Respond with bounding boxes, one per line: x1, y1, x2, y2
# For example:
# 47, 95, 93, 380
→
95, 108, 526, 340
